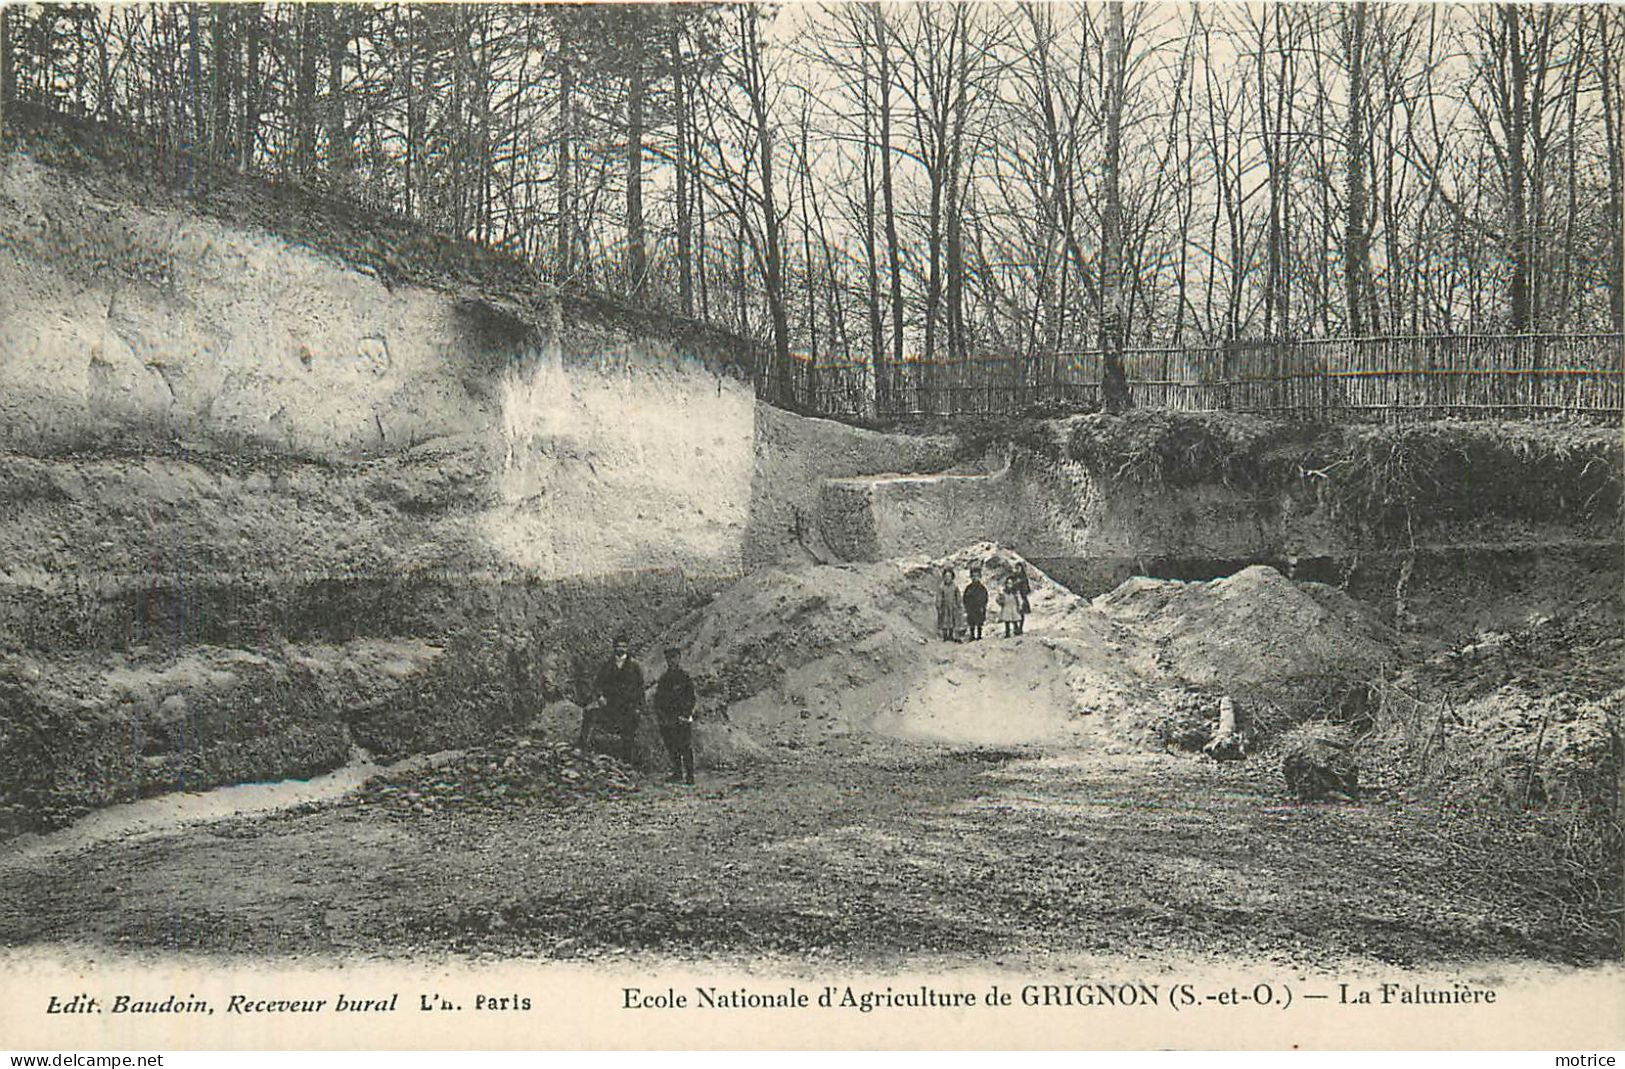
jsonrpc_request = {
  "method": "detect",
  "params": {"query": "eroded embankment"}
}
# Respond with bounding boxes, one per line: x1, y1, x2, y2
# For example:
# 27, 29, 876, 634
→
0, 126, 965, 837
822, 412, 1622, 559
0, 398, 958, 837
816, 411, 1623, 640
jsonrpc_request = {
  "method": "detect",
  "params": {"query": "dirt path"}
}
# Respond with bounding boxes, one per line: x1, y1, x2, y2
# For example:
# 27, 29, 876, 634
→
0, 730, 1603, 968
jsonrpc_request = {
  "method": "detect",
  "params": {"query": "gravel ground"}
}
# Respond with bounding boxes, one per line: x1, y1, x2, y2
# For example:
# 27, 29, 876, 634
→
0, 732, 1609, 969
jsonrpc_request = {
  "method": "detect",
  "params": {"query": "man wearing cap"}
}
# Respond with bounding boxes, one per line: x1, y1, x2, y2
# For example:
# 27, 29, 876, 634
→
653, 645, 697, 785
585, 633, 644, 764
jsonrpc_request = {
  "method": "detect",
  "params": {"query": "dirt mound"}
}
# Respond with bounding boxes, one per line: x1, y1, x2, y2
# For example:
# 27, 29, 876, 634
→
1450, 688, 1619, 809
871, 635, 1132, 747
654, 540, 1054, 707
1378, 605, 1623, 812
1094, 565, 1395, 691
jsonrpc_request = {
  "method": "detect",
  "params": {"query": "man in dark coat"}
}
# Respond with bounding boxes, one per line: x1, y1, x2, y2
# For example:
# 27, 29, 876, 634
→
653, 645, 697, 784
585, 633, 644, 763
962, 565, 989, 641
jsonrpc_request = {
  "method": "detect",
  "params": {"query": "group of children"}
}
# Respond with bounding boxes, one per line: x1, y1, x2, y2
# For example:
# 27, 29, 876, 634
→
937, 562, 1030, 642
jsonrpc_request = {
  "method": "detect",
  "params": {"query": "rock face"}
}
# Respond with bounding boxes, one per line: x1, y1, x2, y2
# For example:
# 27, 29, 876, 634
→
811, 440, 1294, 568
0, 152, 493, 456
817, 451, 1017, 561
0, 137, 976, 836
749, 406, 961, 567
0, 643, 401, 835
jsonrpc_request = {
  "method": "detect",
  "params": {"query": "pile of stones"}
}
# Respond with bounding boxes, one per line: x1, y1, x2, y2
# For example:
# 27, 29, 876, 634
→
354, 737, 639, 817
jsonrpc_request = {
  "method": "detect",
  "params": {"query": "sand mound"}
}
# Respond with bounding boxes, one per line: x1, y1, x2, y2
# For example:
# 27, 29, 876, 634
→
1093, 565, 1395, 691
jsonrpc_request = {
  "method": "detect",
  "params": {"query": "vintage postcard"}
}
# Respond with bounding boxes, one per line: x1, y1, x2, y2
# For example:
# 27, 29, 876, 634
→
0, 0, 1620, 1053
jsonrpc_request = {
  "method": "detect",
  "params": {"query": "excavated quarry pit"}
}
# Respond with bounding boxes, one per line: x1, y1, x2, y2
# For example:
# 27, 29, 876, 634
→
2, 118, 1619, 854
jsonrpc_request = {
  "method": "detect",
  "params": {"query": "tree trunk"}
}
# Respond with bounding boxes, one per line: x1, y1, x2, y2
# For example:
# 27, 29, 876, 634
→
186, 4, 202, 157
741, 10, 792, 407
1603, 12, 1624, 331
625, 25, 647, 296
877, 8, 904, 367
673, 23, 693, 316
402, 10, 416, 218
1557, 10, 1586, 328
1504, 4, 1531, 331
1343, 1, 1370, 336
470, 10, 492, 243
2, 5, 15, 147
326, 5, 351, 180
209, 6, 231, 165
809, 142, 851, 397
555, 13, 574, 280
800, 110, 818, 368
698, 145, 710, 320
924, 167, 943, 403
240, 4, 262, 172
944, 8, 970, 406
447, 10, 467, 233
1260, 11, 1293, 338
861, 36, 883, 418
294, 3, 318, 178
1099, 2, 1131, 413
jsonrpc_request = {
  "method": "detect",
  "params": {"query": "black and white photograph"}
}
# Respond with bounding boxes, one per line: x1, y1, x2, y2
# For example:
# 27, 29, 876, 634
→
0, 0, 1620, 1053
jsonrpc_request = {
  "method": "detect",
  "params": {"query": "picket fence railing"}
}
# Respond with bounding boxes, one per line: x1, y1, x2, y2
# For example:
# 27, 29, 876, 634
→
781, 332, 1624, 423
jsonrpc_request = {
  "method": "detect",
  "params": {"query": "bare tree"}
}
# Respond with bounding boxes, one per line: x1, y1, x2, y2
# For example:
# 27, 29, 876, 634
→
1601, 8, 1624, 330
728, 5, 792, 405
0, 4, 13, 147
1099, 1, 1132, 411
1343, 1, 1374, 335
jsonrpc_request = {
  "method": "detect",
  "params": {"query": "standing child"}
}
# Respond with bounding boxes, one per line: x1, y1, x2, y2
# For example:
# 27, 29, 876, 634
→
962, 566, 989, 641
936, 568, 964, 642
1013, 564, 1032, 635
997, 575, 1023, 638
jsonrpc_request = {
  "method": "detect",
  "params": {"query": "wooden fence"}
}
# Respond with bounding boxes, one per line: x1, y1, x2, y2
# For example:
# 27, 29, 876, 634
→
785, 333, 1624, 423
